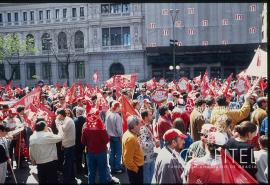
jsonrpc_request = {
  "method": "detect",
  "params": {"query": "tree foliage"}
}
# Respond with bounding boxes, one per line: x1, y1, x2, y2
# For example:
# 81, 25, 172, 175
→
0, 33, 36, 83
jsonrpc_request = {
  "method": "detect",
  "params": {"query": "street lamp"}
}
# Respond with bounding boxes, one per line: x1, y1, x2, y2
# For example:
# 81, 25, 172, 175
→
169, 8, 180, 80
169, 65, 180, 80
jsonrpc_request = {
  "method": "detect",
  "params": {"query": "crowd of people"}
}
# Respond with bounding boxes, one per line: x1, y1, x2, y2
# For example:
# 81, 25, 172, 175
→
0, 76, 268, 184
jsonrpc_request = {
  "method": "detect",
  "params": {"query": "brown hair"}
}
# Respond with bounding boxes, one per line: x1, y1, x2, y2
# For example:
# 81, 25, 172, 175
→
234, 121, 257, 137
259, 135, 268, 149
173, 118, 185, 134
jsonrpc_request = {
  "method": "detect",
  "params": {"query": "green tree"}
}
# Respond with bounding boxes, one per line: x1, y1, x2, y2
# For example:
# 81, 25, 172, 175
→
0, 33, 36, 84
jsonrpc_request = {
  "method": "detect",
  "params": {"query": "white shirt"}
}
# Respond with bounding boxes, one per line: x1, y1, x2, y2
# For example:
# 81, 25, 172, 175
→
29, 129, 63, 164
56, 117, 76, 148
254, 149, 268, 183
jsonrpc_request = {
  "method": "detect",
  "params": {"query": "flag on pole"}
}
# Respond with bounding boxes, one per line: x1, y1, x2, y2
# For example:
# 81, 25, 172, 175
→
218, 73, 233, 96
119, 95, 140, 132
193, 73, 201, 84
92, 71, 99, 84
201, 70, 209, 97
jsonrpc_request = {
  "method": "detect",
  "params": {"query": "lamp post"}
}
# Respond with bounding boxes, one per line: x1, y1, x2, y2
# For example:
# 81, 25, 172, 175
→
169, 8, 180, 80
169, 65, 180, 80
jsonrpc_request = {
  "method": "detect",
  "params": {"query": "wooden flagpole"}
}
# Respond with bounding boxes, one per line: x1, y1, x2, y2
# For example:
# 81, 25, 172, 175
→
8, 159, 17, 184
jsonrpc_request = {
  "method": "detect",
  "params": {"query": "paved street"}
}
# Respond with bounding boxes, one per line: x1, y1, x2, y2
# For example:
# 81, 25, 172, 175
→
6, 161, 129, 184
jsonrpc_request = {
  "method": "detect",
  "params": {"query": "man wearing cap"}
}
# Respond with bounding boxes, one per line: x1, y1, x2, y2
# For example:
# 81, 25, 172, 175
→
152, 128, 186, 184
122, 115, 144, 184
184, 131, 228, 184
55, 109, 76, 183
137, 88, 151, 107
105, 101, 123, 174
185, 124, 217, 162
190, 97, 206, 142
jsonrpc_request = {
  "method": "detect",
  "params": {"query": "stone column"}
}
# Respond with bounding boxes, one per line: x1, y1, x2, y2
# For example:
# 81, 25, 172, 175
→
35, 61, 42, 81
51, 61, 58, 85
68, 62, 75, 85
19, 62, 26, 87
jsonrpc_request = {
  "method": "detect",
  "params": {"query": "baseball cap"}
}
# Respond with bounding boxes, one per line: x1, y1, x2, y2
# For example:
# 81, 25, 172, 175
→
163, 128, 187, 141
206, 132, 228, 146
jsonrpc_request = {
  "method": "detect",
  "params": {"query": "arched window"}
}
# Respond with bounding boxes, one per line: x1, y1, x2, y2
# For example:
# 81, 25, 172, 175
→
109, 63, 125, 77
58, 32, 67, 50
26, 34, 35, 48
75, 31, 84, 49
41, 33, 51, 50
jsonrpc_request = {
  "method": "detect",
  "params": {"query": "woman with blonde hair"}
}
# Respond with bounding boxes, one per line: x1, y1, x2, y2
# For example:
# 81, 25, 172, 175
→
215, 115, 233, 139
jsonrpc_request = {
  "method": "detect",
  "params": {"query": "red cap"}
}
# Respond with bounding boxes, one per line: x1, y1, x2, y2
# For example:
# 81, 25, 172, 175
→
112, 101, 120, 111
167, 101, 174, 107
163, 128, 187, 141
143, 99, 151, 104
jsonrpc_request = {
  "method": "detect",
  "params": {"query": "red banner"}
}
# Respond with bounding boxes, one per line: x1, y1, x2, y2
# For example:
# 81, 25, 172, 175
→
151, 90, 168, 105
12, 87, 41, 108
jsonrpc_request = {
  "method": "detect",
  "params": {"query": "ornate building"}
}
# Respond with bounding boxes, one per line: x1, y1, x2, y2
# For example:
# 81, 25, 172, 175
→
0, 3, 266, 86
0, 3, 146, 86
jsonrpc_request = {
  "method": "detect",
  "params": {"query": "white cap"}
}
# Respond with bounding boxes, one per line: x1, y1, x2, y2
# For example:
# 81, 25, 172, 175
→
206, 132, 228, 146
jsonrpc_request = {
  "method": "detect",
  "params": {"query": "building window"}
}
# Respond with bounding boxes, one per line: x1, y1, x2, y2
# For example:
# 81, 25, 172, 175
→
30, 11, 34, 21
58, 62, 68, 79
122, 3, 130, 13
149, 22, 156, 29
42, 63, 51, 79
63, 8, 67, 18
110, 3, 122, 14
222, 40, 228, 45
80, 7, 84, 17
101, 4, 110, 14
175, 20, 183, 27
72, 8, 77, 17
102, 28, 110, 46
188, 28, 195, 35
163, 29, 169, 36
249, 4, 256, 12
46, 10, 50, 19
75, 61, 85, 79
23, 12, 27, 21
235, 14, 243, 20
0, 14, 2, 23
58, 32, 67, 50
14, 12, 18, 22
0, 64, 5, 80
102, 27, 130, 46
41, 33, 51, 50
149, 43, 156, 47
222, 19, 229, 25
7, 13, 11, 23
110, 27, 121, 45
55, 9, 60, 19
162, 9, 169, 15
249, 27, 256, 34
75, 31, 84, 48
187, 8, 195, 14
39, 11, 43, 20
11, 64, 20, 80
27, 63, 36, 80
201, 19, 208, 26
26, 34, 35, 49
202, 40, 208, 46
122, 27, 130, 46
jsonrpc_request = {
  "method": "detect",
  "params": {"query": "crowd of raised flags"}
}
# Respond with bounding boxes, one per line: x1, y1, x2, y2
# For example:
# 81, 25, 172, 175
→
0, 70, 268, 184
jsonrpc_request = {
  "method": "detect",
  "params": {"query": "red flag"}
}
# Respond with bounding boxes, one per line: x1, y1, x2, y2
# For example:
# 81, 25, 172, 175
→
5, 82, 14, 99
201, 70, 209, 97
92, 71, 99, 84
221, 149, 258, 184
105, 76, 114, 89
178, 77, 190, 93
146, 78, 157, 91
119, 95, 140, 132
78, 81, 85, 97
193, 74, 201, 84
218, 73, 233, 96
12, 87, 41, 108
38, 103, 56, 127
259, 79, 267, 91
66, 83, 77, 104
